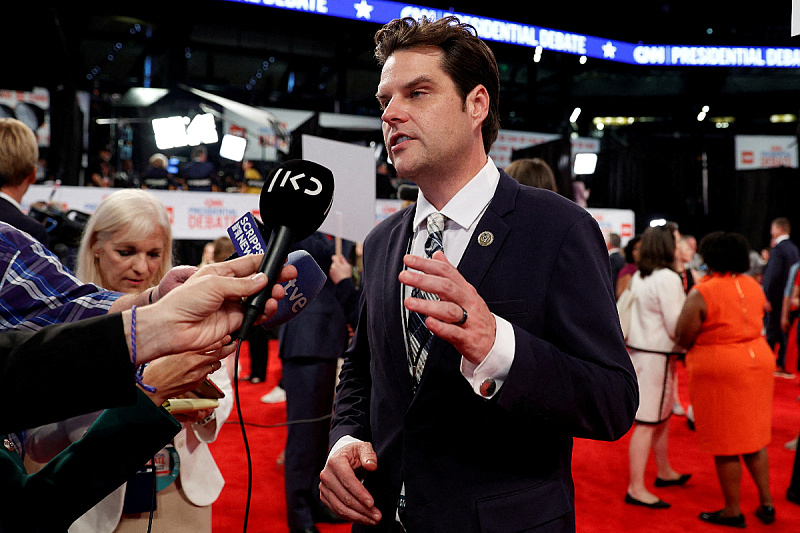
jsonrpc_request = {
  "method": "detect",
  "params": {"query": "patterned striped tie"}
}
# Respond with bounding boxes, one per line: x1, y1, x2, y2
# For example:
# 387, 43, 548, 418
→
407, 212, 446, 391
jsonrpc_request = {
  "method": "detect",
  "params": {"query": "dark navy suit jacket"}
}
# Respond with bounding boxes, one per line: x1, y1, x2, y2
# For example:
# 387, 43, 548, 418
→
278, 232, 348, 361
330, 171, 638, 532
0, 196, 50, 249
762, 237, 800, 309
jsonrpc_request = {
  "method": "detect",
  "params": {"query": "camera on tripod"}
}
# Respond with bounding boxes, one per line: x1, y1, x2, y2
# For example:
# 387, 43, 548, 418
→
27, 202, 90, 271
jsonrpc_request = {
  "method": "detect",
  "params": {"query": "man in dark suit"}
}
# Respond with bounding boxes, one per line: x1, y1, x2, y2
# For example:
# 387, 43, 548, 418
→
0, 117, 50, 248
181, 145, 220, 191
319, 16, 638, 532
280, 231, 350, 533
762, 216, 800, 374
607, 232, 626, 293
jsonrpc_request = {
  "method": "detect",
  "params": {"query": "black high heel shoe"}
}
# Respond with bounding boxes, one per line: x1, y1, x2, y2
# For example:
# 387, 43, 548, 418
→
699, 510, 746, 528
755, 505, 775, 525
654, 473, 691, 487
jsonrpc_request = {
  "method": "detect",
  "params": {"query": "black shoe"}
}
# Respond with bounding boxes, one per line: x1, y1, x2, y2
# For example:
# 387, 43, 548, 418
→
654, 473, 692, 487
687, 418, 695, 431
312, 506, 348, 524
624, 493, 671, 509
788, 488, 800, 506
699, 510, 746, 528
755, 505, 775, 524
289, 527, 320, 533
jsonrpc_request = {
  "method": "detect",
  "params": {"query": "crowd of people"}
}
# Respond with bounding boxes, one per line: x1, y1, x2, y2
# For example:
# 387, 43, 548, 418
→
610, 217, 800, 527
1, 13, 799, 533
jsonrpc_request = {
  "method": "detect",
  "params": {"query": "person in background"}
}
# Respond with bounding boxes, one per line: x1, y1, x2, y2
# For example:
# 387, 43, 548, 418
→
762, 217, 799, 377
181, 145, 220, 192
280, 232, 350, 533
617, 235, 642, 299
0, 117, 50, 249
624, 225, 689, 510
329, 244, 363, 331
504, 157, 558, 192
89, 147, 113, 187
141, 153, 176, 190
241, 158, 265, 194
28, 189, 233, 533
606, 232, 625, 294
198, 241, 216, 268
676, 231, 776, 528
114, 159, 139, 188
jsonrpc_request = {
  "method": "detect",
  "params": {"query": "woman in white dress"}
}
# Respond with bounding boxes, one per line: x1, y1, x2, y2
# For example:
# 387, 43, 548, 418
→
624, 224, 691, 509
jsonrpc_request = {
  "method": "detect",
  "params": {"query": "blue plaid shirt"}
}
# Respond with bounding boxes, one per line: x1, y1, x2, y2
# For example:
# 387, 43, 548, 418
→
0, 222, 121, 331
0, 222, 123, 457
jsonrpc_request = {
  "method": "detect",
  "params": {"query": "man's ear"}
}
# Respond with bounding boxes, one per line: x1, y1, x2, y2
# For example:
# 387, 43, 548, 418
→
26, 167, 37, 185
466, 84, 490, 126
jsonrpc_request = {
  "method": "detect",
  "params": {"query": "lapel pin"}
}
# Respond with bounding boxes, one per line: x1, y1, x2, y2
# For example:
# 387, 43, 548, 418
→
3, 438, 14, 452
477, 231, 494, 247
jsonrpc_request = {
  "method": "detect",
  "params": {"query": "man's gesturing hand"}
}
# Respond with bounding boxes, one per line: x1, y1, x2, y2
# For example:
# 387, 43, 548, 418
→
399, 250, 496, 365
319, 441, 382, 525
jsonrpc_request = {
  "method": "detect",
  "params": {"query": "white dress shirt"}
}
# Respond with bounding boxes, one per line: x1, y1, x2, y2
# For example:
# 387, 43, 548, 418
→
407, 157, 514, 397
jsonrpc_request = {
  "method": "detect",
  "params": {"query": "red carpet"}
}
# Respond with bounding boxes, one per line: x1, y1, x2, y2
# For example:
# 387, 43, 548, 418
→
212, 341, 800, 532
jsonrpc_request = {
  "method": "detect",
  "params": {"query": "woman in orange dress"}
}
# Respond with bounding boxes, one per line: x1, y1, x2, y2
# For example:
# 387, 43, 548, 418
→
676, 231, 776, 528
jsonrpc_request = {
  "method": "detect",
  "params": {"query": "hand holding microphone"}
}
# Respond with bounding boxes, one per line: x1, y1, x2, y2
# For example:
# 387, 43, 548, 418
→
237, 159, 334, 339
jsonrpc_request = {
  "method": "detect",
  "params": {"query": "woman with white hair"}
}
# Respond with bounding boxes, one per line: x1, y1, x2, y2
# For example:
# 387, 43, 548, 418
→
75, 189, 173, 294
27, 189, 232, 533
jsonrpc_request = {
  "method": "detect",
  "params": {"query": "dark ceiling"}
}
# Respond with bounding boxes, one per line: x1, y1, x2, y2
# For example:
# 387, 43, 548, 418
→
3, 0, 799, 139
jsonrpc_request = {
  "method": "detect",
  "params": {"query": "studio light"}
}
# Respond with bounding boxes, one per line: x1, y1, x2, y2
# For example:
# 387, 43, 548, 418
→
573, 152, 597, 175
219, 133, 247, 162
152, 113, 218, 150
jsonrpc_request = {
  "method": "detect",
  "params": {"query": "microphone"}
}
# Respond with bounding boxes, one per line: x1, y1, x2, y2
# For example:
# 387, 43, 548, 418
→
226, 213, 326, 331
237, 159, 334, 339
259, 250, 325, 329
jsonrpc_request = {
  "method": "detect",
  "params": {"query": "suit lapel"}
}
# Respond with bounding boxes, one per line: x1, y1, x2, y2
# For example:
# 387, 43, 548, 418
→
382, 208, 416, 404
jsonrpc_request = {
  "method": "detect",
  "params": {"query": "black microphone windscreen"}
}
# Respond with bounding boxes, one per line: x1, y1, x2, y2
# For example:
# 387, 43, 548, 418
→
259, 159, 334, 240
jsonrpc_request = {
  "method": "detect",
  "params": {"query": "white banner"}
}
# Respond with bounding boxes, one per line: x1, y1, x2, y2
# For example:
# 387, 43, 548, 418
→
22, 185, 261, 242
587, 208, 636, 247
488, 129, 600, 168
734, 135, 799, 170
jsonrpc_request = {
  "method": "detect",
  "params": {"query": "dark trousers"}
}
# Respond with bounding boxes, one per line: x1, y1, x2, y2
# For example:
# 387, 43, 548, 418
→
282, 357, 338, 529
247, 327, 275, 381
790, 429, 800, 492
766, 311, 791, 370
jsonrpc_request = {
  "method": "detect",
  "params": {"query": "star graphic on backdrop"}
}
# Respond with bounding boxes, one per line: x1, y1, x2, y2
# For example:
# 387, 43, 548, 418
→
354, 0, 374, 19
602, 41, 617, 59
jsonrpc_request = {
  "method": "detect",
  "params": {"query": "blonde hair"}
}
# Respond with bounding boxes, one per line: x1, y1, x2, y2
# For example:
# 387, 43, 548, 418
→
76, 189, 173, 289
0, 118, 38, 187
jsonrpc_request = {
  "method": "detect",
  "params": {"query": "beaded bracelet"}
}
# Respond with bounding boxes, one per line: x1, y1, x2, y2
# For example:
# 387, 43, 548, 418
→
130, 305, 157, 393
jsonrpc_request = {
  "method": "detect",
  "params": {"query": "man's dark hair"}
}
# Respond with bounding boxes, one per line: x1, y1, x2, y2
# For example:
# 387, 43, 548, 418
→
699, 231, 752, 274
637, 226, 676, 278
374, 16, 500, 154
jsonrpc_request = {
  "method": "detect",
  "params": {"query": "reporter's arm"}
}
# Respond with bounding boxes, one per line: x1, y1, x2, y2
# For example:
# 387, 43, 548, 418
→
3, 389, 180, 532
